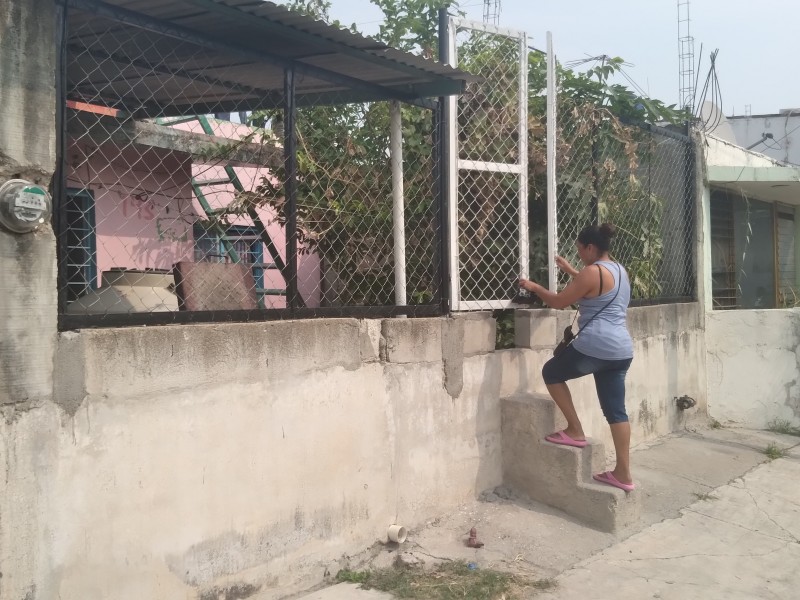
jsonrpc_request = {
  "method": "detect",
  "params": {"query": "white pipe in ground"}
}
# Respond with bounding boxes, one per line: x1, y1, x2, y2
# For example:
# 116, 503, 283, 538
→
387, 524, 407, 543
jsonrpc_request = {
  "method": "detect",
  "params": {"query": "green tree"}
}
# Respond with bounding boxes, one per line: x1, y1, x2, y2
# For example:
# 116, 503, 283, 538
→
243, 0, 689, 305
525, 55, 688, 298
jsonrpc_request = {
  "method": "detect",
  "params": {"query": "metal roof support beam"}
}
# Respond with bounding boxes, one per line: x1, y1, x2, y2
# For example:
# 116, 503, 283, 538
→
163, 92, 435, 117
55, 0, 71, 322
67, 43, 272, 101
63, 0, 443, 109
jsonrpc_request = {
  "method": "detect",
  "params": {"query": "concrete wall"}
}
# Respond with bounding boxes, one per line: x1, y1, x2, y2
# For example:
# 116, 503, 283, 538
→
704, 134, 783, 168
0, 3, 59, 600
700, 132, 800, 427
0, 303, 707, 600
706, 309, 800, 428
0, 0, 57, 184
728, 112, 800, 166
508, 304, 707, 450
3, 316, 501, 600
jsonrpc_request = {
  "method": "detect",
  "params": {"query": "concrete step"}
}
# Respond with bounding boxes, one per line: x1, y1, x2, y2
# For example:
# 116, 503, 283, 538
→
501, 393, 640, 533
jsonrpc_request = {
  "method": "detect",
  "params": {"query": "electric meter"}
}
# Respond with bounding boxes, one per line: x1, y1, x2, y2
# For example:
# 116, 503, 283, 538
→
0, 179, 52, 233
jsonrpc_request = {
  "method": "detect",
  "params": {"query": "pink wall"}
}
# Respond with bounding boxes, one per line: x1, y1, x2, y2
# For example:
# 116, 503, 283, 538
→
65, 118, 321, 308
66, 142, 196, 284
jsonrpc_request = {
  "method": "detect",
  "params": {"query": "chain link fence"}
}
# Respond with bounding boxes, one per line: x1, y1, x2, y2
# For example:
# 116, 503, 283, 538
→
449, 20, 527, 310
58, 3, 695, 328
551, 102, 695, 302
448, 27, 695, 310
58, 4, 446, 327
277, 101, 441, 309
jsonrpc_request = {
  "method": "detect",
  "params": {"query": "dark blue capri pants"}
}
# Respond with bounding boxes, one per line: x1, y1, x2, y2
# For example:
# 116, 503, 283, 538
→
541, 345, 633, 424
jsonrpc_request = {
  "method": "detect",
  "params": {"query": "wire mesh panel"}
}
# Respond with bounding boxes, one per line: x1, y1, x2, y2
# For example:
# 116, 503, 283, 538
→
554, 101, 695, 302
63, 11, 283, 320
447, 19, 528, 310
255, 101, 441, 309
59, 5, 443, 326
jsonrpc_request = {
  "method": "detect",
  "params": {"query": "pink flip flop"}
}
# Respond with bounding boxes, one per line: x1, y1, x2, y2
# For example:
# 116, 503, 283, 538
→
545, 431, 588, 448
593, 471, 635, 492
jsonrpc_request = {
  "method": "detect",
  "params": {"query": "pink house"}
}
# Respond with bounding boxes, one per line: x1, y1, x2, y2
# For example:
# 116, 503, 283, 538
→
64, 104, 321, 312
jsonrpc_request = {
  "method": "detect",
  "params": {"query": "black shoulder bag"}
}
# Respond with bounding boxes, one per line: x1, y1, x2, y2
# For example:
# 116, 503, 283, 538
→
553, 263, 621, 357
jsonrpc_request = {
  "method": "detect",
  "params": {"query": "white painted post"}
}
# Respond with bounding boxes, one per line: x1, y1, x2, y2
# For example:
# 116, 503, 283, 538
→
546, 32, 558, 292
390, 100, 407, 306
446, 17, 460, 311
518, 32, 529, 280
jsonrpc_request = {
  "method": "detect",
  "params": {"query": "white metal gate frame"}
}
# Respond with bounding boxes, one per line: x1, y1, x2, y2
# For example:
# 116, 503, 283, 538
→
446, 17, 529, 311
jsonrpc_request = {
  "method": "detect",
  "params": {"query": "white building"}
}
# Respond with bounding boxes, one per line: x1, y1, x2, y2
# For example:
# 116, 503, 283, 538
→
701, 133, 800, 425
727, 108, 800, 166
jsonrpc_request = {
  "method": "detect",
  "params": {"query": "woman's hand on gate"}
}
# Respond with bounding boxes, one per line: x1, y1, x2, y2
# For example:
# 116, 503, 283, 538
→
519, 278, 542, 294
555, 255, 579, 277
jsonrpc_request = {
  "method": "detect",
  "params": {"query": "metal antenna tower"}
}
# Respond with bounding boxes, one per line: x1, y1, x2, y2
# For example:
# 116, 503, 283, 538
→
483, 0, 500, 25
678, 0, 695, 110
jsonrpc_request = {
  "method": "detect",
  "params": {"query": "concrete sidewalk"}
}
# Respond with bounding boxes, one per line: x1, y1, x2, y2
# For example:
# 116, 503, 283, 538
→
539, 449, 800, 599
292, 427, 800, 600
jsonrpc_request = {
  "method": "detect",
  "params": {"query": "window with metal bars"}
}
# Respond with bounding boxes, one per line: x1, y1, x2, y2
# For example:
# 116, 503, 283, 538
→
710, 188, 799, 310
777, 207, 797, 307
192, 223, 267, 301
710, 191, 737, 309
64, 188, 97, 303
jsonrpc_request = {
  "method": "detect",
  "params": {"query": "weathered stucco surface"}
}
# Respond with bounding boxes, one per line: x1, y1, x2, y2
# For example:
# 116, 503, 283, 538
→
6, 316, 503, 599
0, 3, 59, 599
0, 0, 58, 408
0, 0, 57, 184
0, 305, 710, 599
706, 309, 800, 427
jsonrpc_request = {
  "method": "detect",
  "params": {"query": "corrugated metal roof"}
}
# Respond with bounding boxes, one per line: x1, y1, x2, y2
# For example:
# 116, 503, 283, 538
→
65, 0, 470, 117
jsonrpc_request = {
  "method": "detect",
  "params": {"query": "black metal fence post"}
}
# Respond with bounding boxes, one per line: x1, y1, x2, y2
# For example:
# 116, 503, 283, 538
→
284, 67, 299, 311
590, 123, 599, 225
686, 122, 698, 300
54, 1, 70, 327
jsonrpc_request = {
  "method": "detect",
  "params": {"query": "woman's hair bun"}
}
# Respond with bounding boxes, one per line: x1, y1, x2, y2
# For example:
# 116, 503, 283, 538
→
599, 223, 616, 238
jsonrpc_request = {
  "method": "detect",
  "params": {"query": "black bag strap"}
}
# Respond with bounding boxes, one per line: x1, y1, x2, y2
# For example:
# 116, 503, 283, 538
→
598, 264, 604, 295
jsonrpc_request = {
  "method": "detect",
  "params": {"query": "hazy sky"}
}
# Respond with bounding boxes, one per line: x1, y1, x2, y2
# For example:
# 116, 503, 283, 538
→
319, 0, 800, 116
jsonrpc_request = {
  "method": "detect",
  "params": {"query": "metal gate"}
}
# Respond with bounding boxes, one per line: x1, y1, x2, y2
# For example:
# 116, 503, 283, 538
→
445, 18, 528, 310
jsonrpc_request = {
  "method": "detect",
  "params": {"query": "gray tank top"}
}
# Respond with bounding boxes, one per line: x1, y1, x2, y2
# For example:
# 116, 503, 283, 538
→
572, 260, 634, 360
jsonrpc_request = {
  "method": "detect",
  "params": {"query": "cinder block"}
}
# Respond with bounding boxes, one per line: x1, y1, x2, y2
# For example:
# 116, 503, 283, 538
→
455, 312, 496, 356
173, 262, 257, 311
515, 309, 558, 349
359, 319, 381, 363
380, 318, 442, 364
